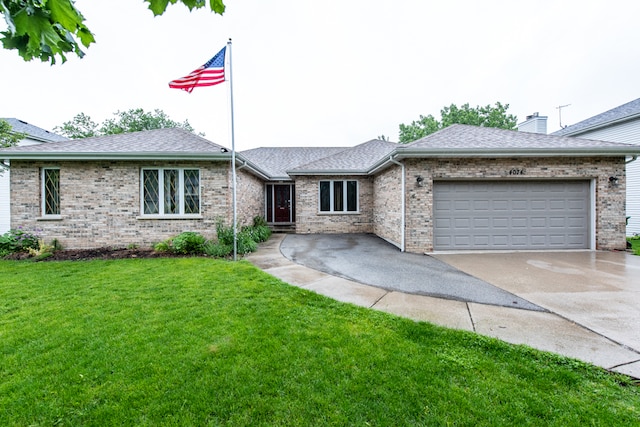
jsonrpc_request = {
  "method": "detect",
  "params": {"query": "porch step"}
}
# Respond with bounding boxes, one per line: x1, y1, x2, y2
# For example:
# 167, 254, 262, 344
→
269, 224, 296, 234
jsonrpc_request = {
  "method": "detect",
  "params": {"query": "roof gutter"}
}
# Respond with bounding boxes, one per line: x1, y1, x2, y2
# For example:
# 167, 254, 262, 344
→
558, 112, 640, 137
286, 170, 369, 176
235, 156, 271, 180
388, 155, 405, 252
394, 147, 640, 159
0, 152, 233, 161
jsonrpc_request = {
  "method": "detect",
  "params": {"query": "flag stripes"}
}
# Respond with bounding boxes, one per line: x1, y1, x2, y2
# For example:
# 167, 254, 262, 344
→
169, 46, 226, 93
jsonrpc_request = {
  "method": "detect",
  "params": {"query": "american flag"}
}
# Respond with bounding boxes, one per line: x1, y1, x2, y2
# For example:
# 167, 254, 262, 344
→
169, 47, 226, 93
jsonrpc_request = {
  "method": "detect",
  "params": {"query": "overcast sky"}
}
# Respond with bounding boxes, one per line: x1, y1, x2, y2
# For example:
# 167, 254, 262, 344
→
2, 0, 639, 150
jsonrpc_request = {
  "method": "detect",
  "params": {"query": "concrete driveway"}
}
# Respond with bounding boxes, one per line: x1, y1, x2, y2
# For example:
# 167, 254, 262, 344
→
273, 233, 640, 377
432, 251, 640, 355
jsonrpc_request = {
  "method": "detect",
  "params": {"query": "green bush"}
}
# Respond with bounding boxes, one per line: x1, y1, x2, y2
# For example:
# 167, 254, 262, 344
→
172, 231, 206, 255
215, 220, 267, 255
241, 224, 271, 243
154, 240, 172, 253
0, 228, 40, 257
253, 216, 268, 227
236, 229, 258, 254
203, 242, 233, 257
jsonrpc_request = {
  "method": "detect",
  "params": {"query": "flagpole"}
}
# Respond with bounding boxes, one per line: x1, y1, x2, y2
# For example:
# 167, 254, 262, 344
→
228, 38, 238, 261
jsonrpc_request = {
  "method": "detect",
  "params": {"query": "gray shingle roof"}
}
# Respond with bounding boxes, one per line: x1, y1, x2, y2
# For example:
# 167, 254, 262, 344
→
0, 128, 230, 160
551, 98, 640, 136
288, 139, 398, 175
240, 147, 348, 179
397, 124, 638, 156
1, 118, 68, 143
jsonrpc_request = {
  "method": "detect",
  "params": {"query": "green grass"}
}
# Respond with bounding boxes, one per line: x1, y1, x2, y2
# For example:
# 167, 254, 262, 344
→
628, 236, 640, 255
1, 258, 638, 426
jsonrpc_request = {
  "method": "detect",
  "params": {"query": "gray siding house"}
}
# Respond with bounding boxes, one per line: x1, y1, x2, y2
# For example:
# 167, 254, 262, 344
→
552, 98, 640, 236
1, 124, 638, 253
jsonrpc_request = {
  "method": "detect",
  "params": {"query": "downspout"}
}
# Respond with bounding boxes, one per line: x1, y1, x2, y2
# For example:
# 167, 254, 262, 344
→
626, 155, 638, 164
388, 155, 406, 252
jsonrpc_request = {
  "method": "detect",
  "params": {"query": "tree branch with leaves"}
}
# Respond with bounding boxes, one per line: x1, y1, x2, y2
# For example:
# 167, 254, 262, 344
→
1, 0, 226, 64
0, 119, 25, 148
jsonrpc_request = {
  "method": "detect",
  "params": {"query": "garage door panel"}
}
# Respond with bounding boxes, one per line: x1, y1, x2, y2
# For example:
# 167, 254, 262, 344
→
434, 181, 590, 250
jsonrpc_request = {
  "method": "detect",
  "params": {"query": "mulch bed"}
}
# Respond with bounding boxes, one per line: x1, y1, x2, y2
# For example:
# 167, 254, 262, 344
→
4, 247, 196, 262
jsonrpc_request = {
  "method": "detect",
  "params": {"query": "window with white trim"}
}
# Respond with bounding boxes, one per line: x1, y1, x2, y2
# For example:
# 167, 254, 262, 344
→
319, 180, 358, 213
42, 168, 60, 216
141, 168, 200, 216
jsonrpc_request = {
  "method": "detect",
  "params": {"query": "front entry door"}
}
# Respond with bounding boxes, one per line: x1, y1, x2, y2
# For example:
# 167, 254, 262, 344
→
274, 185, 291, 222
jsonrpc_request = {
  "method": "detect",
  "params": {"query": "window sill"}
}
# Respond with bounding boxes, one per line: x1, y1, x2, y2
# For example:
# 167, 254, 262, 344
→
317, 211, 360, 215
37, 215, 63, 221
136, 214, 203, 220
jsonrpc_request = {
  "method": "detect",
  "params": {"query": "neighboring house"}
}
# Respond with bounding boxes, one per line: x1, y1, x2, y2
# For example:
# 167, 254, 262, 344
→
1, 124, 638, 253
0, 118, 68, 233
551, 98, 640, 236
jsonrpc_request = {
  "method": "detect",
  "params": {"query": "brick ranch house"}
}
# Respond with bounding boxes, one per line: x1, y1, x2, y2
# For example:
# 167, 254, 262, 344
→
1, 124, 638, 253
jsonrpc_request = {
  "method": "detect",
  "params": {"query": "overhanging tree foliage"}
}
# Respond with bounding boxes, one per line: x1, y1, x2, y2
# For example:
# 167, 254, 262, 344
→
0, 0, 226, 64
54, 108, 198, 139
0, 118, 25, 147
398, 102, 518, 143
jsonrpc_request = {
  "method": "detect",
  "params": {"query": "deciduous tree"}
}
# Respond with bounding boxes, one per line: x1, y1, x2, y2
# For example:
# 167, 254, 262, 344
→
0, 118, 25, 148
398, 102, 517, 143
54, 108, 197, 138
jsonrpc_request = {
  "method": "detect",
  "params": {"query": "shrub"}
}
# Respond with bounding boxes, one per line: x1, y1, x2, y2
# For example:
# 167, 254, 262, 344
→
236, 229, 258, 254
154, 240, 172, 253
203, 242, 232, 257
215, 220, 235, 246
0, 229, 40, 257
215, 220, 266, 255
253, 216, 268, 227
28, 239, 55, 260
172, 232, 206, 255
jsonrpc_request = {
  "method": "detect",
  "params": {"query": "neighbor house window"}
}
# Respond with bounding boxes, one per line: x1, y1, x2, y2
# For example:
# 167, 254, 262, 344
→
319, 180, 358, 212
42, 168, 60, 216
141, 168, 200, 216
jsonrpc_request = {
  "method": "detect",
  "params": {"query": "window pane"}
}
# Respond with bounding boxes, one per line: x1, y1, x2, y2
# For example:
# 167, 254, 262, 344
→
143, 170, 159, 214
183, 169, 200, 214
164, 169, 178, 214
347, 181, 357, 211
333, 181, 343, 211
319, 181, 330, 211
43, 169, 60, 215
266, 185, 273, 222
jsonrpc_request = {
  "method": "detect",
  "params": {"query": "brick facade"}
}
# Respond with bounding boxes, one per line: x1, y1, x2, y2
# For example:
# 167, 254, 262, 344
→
8, 155, 628, 253
294, 175, 374, 234
401, 157, 627, 253
10, 160, 232, 248
235, 168, 265, 225
373, 165, 403, 247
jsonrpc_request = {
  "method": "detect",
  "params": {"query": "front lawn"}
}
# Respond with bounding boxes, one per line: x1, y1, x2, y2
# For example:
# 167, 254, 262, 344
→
628, 236, 640, 255
1, 258, 638, 426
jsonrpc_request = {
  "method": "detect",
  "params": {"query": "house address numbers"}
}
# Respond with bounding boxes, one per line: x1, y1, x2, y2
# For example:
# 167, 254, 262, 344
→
508, 168, 526, 175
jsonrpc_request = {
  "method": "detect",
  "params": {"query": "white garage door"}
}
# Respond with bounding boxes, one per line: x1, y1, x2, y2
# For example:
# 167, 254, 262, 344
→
434, 181, 590, 250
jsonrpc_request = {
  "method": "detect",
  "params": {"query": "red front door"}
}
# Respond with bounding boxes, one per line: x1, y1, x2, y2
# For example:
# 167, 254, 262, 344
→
274, 185, 291, 223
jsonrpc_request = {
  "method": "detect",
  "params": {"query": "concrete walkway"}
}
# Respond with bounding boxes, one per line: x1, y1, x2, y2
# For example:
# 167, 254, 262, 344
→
245, 234, 640, 379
